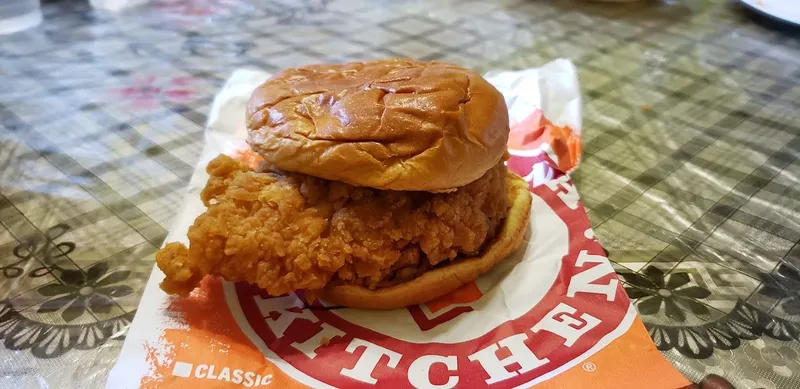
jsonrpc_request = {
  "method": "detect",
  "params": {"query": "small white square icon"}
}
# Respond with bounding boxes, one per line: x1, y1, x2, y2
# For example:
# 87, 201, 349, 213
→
172, 362, 193, 378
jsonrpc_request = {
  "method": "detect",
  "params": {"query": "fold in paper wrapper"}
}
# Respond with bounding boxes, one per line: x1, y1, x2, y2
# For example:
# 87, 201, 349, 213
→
107, 60, 690, 389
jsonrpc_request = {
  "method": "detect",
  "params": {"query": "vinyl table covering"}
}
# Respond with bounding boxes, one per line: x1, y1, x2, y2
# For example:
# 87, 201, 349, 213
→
0, 1, 799, 388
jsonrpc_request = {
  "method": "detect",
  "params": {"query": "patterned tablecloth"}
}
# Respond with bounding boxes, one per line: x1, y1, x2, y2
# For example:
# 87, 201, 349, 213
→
1, 0, 799, 388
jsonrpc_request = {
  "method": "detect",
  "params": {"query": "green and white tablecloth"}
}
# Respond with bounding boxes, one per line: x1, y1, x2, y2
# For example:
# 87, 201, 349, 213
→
1, 1, 799, 388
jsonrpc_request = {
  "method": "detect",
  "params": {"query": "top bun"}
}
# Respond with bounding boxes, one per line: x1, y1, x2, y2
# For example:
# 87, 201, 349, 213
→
246, 59, 509, 192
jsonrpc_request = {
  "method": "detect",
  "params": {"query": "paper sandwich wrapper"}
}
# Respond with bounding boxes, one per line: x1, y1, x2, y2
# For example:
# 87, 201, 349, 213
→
107, 60, 690, 389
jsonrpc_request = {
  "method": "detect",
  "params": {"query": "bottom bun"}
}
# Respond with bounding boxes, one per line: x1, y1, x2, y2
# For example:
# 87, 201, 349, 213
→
318, 171, 532, 310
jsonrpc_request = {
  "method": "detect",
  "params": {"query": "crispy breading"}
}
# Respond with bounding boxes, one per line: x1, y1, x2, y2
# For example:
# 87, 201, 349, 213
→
156, 154, 508, 296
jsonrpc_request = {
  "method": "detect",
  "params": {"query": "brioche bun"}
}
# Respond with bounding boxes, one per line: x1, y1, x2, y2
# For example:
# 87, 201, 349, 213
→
246, 59, 509, 192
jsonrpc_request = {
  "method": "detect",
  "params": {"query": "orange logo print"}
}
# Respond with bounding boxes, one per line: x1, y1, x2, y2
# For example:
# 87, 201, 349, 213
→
408, 282, 483, 331
508, 109, 582, 173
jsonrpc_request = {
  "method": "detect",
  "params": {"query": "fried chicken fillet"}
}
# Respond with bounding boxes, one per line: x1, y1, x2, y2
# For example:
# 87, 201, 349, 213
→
157, 154, 508, 297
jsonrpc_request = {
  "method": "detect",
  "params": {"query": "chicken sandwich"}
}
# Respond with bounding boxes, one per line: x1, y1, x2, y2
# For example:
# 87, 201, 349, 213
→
156, 59, 532, 309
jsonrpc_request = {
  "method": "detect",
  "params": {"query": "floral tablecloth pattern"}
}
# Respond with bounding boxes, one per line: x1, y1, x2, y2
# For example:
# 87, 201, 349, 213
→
0, 1, 799, 388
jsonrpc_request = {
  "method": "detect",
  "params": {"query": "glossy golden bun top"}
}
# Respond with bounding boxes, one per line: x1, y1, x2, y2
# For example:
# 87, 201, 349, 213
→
246, 59, 509, 191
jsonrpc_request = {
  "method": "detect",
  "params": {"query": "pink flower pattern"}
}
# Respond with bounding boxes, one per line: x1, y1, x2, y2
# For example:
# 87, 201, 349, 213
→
152, 0, 246, 18
112, 75, 197, 109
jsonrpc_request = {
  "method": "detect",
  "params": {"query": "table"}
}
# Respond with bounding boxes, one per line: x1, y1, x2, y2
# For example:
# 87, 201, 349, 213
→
0, 0, 798, 388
